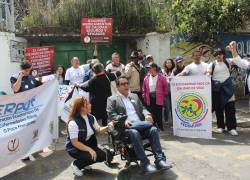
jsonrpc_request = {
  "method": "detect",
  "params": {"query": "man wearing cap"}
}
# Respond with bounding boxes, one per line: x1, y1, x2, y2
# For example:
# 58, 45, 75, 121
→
207, 48, 238, 136
125, 51, 144, 100
177, 50, 208, 76
172, 56, 185, 76
10, 61, 42, 93
228, 41, 250, 109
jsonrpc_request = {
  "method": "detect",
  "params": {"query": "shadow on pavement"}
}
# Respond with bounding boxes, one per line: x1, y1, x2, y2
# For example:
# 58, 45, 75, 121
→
116, 164, 178, 180
1, 150, 71, 180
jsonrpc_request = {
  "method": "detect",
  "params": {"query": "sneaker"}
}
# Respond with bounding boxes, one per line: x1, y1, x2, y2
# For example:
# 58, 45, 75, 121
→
228, 129, 238, 136
216, 128, 224, 134
71, 162, 83, 176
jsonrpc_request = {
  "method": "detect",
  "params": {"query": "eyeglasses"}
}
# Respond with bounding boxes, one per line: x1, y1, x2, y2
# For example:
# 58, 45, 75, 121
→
119, 82, 129, 86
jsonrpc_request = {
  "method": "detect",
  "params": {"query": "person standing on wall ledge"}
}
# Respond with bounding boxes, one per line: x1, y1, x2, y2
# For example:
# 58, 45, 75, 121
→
10, 61, 43, 161
10, 61, 42, 93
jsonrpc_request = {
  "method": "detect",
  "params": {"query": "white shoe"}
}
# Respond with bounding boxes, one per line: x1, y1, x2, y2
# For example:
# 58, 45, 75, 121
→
71, 162, 83, 176
228, 129, 238, 136
216, 128, 224, 133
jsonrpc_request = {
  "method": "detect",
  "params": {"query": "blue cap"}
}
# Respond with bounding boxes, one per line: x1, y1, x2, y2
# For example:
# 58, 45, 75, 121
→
175, 56, 184, 63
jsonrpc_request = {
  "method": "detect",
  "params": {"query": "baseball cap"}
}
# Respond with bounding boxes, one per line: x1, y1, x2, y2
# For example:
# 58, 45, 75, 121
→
175, 56, 184, 63
146, 54, 153, 60
130, 51, 139, 59
213, 48, 225, 57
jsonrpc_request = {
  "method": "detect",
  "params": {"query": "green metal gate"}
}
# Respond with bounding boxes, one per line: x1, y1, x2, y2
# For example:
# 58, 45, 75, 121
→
38, 40, 126, 70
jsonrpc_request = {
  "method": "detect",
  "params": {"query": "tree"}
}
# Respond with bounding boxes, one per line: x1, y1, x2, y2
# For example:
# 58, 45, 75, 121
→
169, 0, 250, 42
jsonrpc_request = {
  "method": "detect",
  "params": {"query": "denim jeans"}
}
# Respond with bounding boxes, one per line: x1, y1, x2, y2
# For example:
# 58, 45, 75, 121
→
122, 124, 164, 167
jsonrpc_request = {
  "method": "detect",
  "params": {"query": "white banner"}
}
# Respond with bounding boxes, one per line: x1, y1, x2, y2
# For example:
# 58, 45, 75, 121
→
0, 80, 58, 168
171, 76, 212, 139
58, 85, 89, 122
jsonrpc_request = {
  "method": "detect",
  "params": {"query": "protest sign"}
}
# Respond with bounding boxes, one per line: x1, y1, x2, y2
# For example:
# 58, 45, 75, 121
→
171, 76, 212, 139
25, 46, 55, 77
81, 18, 112, 44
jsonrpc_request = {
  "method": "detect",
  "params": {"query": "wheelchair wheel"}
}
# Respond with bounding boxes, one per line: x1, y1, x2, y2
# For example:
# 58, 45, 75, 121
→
117, 168, 131, 180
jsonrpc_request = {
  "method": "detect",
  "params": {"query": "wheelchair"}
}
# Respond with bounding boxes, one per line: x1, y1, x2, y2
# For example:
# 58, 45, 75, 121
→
101, 116, 167, 179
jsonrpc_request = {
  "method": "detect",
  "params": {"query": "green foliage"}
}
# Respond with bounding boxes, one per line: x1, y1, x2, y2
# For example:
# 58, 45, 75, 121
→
20, 0, 165, 34
169, 0, 250, 41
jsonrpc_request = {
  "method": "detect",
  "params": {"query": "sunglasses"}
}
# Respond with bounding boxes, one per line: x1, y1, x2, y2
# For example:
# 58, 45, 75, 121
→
119, 82, 129, 86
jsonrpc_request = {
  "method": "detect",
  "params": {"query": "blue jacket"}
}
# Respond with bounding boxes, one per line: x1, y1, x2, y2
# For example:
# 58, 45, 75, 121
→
65, 114, 97, 153
220, 77, 234, 108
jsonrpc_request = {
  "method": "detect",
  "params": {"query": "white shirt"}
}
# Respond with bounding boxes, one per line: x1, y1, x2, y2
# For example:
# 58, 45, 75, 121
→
208, 61, 230, 82
119, 93, 140, 122
105, 63, 125, 73
68, 115, 100, 141
149, 75, 158, 93
232, 56, 250, 92
65, 65, 85, 85
183, 62, 208, 76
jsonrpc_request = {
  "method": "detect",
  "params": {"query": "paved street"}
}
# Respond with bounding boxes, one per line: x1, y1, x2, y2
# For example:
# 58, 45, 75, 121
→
1, 100, 250, 180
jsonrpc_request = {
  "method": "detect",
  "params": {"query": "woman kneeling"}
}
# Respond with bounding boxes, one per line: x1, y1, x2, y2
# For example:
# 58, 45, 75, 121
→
65, 97, 112, 176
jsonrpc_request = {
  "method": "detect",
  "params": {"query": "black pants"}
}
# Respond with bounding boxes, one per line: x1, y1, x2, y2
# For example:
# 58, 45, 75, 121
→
212, 91, 237, 130
68, 147, 106, 170
147, 96, 163, 130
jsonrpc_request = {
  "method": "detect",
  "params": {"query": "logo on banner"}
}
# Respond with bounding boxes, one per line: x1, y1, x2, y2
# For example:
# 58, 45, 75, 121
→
175, 92, 208, 127
7, 138, 20, 152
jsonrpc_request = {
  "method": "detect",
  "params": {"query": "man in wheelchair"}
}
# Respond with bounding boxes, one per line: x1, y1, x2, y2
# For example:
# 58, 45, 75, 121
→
107, 76, 172, 175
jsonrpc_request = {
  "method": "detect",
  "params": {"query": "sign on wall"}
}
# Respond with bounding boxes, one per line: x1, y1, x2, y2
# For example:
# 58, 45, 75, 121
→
10, 40, 26, 62
171, 76, 212, 139
81, 18, 112, 44
25, 46, 55, 77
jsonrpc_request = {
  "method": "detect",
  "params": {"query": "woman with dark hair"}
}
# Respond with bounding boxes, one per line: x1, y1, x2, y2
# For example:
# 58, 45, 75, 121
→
143, 63, 168, 131
162, 59, 175, 124
162, 58, 175, 76
76, 63, 121, 126
56, 65, 66, 85
65, 97, 113, 176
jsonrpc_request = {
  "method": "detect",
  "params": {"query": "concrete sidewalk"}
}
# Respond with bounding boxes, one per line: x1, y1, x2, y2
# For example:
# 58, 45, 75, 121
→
0, 100, 250, 180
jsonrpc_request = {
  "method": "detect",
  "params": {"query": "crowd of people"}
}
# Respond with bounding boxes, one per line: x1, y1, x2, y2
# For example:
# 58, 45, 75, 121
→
2, 41, 250, 176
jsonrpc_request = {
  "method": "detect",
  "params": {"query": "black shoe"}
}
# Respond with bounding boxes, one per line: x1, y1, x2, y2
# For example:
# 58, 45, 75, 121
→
21, 157, 30, 161
142, 164, 157, 175
155, 160, 172, 170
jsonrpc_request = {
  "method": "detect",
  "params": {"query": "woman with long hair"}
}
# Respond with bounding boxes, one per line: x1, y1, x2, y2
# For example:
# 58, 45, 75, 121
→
65, 97, 113, 176
162, 59, 175, 124
162, 58, 175, 76
56, 65, 66, 85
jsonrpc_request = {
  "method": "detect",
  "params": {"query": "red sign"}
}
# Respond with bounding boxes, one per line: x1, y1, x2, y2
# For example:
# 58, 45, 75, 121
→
25, 46, 55, 77
81, 18, 112, 44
